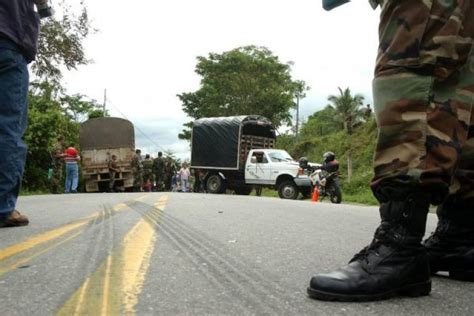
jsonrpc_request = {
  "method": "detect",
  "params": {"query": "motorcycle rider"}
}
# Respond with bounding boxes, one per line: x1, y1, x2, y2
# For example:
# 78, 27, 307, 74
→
318, 152, 339, 173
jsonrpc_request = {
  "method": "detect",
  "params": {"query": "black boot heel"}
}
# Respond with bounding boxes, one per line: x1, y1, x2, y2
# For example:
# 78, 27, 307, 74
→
400, 281, 431, 297
449, 270, 474, 281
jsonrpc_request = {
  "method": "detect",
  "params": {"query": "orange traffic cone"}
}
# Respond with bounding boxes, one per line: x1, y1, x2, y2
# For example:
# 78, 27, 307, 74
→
312, 186, 319, 202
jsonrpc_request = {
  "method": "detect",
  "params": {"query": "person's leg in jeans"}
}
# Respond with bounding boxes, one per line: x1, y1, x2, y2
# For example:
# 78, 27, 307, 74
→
0, 47, 29, 226
71, 164, 79, 192
64, 164, 72, 193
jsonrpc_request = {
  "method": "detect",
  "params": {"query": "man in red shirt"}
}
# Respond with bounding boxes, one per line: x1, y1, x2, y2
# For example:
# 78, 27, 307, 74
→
64, 144, 80, 193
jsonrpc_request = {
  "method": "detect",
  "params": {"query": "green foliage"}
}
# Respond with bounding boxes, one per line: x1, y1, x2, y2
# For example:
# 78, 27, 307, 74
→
23, 83, 101, 191
278, 110, 379, 205
21, 1, 95, 192
326, 87, 366, 135
178, 45, 308, 139
33, 0, 93, 83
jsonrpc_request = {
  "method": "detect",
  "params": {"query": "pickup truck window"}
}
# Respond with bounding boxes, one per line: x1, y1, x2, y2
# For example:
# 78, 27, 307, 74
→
268, 151, 294, 163
251, 152, 268, 164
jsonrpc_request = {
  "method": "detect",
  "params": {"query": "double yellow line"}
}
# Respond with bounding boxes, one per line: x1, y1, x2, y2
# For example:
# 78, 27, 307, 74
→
57, 195, 168, 316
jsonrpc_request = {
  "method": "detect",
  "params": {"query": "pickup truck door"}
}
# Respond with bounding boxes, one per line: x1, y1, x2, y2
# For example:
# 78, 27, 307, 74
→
245, 151, 273, 185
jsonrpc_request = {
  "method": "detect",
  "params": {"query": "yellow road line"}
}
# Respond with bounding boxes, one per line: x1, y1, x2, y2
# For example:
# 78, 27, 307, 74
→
0, 221, 89, 262
101, 254, 113, 316
73, 278, 90, 316
0, 202, 133, 263
0, 229, 85, 277
57, 195, 168, 316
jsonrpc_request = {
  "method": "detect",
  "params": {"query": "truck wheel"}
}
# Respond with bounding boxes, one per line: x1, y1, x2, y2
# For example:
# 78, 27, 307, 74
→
206, 174, 225, 194
234, 186, 252, 195
278, 181, 299, 200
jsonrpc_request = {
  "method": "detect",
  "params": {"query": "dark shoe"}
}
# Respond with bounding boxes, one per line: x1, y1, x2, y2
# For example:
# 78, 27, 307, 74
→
308, 195, 432, 301
424, 196, 474, 281
0, 210, 29, 228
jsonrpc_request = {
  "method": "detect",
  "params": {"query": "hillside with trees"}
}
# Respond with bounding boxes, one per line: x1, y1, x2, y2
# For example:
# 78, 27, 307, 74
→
278, 88, 378, 205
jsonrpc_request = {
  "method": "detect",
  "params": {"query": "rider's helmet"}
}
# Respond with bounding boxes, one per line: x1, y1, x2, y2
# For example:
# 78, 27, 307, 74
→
298, 157, 309, 169
323, 151, 336, 163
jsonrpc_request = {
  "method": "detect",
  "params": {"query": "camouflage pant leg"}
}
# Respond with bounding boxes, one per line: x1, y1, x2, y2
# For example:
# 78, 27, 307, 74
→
133, 169, 143, 190
371, 0, 474, 203
51, 165, 63, 193
109, 171, 116, 190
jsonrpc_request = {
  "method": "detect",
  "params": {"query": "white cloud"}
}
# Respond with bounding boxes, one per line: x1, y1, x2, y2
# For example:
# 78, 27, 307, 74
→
62, 0, 380, 160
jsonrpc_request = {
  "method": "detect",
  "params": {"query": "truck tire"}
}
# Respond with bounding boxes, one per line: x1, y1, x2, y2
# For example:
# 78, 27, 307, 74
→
234, 186, 252, 195
206, 174, 226, 194
278, 181, 299, 200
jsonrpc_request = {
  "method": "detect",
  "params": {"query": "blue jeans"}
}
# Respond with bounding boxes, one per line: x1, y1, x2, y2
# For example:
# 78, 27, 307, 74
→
181, 179, 189, 192
65, 163, 79, 193
0, 45, 29, 218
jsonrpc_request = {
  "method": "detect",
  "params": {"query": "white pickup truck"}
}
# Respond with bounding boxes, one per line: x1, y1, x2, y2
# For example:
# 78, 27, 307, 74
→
191, 116, 312, 199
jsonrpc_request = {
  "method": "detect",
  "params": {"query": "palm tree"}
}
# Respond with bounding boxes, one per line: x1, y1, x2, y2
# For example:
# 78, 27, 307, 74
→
326, 87, 365, 183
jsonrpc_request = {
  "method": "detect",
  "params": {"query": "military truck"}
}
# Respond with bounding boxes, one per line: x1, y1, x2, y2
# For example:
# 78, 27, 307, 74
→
79, 117, 135, 192
191, 115, 313, 199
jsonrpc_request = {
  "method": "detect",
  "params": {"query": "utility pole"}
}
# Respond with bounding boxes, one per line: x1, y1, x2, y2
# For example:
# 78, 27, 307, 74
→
295, 94, 300, 138
103, 89, 107, 117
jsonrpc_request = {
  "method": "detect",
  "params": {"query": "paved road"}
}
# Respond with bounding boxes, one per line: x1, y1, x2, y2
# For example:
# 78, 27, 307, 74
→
0, 193, 473, 315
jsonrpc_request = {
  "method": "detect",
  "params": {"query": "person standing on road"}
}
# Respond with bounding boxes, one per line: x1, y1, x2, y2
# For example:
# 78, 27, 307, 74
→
50, 135, 66, 194
131, 149, 143, 192
142, 154, 154, 192
108, 154, 120, 192
179, 163, 191, 193
152, 151, 165, 191
64, 144, 80, 193
308, 0, 474, 301
0, 0, 44, 227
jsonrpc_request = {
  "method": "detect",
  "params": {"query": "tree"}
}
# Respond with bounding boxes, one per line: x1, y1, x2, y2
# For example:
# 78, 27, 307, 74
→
326, 87, 365, 183
22, 1, 94, 192
177, 45, 309, 139
33, 0, 93, 83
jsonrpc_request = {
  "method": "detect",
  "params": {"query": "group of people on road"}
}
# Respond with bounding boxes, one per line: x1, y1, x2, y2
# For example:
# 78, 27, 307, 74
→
129, 150, 190, 193
1, 0, 473, 308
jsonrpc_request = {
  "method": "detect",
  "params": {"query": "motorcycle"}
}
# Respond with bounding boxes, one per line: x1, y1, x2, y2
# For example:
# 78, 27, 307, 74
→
306, 166, 342, 204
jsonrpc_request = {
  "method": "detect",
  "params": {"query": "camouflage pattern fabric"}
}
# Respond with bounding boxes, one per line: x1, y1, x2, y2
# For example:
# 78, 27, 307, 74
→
50, 142, 64, 194
131, 154, 143, 191
142, 158, 154, 189
371, 0, 474, 205
153, 157, 165, 190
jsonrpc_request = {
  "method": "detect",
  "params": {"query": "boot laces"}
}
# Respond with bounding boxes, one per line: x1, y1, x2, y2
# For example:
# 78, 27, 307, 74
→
350, 223, 395, 263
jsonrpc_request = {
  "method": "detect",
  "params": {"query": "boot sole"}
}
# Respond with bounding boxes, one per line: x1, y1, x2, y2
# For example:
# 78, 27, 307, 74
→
307, 281, 431, 302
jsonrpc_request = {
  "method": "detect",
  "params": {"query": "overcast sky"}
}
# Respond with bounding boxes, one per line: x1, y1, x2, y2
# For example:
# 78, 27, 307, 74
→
62, 0, 380, 160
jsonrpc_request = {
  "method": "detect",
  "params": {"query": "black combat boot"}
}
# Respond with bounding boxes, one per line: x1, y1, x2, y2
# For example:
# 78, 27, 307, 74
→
424, 196, 474, 281
307, 194, 432, 301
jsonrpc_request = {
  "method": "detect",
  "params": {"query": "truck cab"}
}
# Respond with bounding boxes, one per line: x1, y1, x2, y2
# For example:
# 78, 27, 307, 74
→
244, 149, 312, 199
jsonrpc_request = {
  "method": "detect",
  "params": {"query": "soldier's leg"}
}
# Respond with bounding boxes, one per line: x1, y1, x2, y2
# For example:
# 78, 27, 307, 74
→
424, 46, 474, 281
309, 0, 474, 301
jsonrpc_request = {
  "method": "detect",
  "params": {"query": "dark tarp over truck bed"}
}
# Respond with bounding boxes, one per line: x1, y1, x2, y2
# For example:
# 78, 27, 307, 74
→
191, 115, 276, 170
80, 117, 135, 150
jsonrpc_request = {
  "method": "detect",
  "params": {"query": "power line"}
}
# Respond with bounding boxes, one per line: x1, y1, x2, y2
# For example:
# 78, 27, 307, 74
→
105, 97, 167, 152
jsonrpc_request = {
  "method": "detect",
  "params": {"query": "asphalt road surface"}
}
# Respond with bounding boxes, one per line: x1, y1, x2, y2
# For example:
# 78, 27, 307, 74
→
0, 193, 473, 315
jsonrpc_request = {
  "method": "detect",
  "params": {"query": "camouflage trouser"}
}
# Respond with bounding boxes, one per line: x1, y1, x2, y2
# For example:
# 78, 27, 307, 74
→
50, 164, 63, 194
371, 0, 474, 205
132, 169, 143, 191
154, 173, 164, 191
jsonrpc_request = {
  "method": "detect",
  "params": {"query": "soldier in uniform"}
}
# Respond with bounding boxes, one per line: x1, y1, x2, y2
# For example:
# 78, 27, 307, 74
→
163, 157, 176, 191
50, 135, 65, 194
152, 152, 165, 191
108, 154, 120, 192
142, 154, 154, 192
131, 149, 143, 192
308, 0, 474, 301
